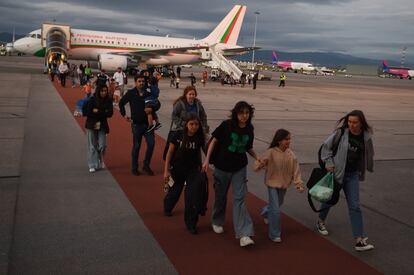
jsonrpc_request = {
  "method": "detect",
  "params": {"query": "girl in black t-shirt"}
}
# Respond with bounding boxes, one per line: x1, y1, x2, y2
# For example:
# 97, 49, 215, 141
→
163, 113, 206, 234
202, 101, 261, 247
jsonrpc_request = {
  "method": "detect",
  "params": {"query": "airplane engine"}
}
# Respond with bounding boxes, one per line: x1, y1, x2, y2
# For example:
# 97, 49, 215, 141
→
98, 54, 136, 71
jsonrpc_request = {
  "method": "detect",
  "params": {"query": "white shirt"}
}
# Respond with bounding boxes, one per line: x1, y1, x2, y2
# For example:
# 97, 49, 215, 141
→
113, 71, 125, 85
58, 63, 69, 74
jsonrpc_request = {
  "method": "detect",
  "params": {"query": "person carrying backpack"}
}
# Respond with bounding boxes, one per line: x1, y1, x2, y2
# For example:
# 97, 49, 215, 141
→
95, 70, 109, 88
317, 110, 375, 252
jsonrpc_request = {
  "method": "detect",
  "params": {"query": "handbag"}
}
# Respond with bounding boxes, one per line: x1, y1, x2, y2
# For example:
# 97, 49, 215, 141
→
309, 172, 334, 202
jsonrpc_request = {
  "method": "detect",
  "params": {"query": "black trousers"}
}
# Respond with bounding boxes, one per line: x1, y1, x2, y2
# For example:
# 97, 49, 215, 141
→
60, 73, 67, 87
163, 168, 203, 229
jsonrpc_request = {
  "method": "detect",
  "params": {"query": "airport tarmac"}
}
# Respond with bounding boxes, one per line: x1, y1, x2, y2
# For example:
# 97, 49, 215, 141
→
1, 56, 413, 274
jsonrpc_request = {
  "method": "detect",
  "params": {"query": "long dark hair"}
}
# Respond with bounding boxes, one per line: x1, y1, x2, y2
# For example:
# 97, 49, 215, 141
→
174, 113, 205, 162
230, 101, 255, 127
336, 110, 372, 133
94, 85, 110, 107
173, 86, 199, 106
269, 129, 290, 148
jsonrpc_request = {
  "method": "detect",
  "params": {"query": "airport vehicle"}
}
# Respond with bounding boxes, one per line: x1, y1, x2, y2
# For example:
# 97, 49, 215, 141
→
382, 60, 413, 79
271, 51, 316, 73
13, 5, 254, 72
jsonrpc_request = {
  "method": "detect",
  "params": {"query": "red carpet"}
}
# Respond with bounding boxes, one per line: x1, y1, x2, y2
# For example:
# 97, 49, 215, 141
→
54, 80, 381, 275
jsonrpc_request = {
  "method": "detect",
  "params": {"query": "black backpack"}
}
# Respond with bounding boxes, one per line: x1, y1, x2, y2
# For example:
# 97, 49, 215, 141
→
96, 74, 107, 87
307, 128, 344, 212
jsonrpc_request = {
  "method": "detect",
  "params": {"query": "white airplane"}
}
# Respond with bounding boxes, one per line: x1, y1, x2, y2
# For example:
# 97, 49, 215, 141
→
13, 5, 254, 71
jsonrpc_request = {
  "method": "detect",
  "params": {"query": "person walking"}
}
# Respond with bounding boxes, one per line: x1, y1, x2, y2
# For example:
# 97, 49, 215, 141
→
163, 113, 206, 234
58, 61, 69, 87
279, 73, 287, 87
170, 86, 208, 133
113, 67, 126, 97
69, 64, 78, 88
119, 75, 155, 176
163, 86, 209, 158
254, 129, 304, 242
202, 101, 260, 247
252, 72, 258, 90
84, 85, 113, 173
317, 110, 375, 252
176, 66, 182, 78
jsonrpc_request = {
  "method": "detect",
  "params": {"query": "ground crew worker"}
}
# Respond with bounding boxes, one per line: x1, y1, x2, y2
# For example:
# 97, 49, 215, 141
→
279, 73, 287, 87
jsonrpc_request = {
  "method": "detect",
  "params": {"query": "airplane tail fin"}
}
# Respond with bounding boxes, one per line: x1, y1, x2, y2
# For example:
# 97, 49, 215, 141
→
383, 60, 389, 72
272, 51, 278, 64
202, 5, 246, 45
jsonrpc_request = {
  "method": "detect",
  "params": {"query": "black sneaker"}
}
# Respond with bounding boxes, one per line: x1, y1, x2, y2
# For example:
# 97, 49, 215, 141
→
132, 170, 141, 176
187, 225, 198, 235
143, 166, 154, 176
146, 124, 156, 133
316, 221, 329, 236
355, 239, 374, 252
154, 122, 162, 130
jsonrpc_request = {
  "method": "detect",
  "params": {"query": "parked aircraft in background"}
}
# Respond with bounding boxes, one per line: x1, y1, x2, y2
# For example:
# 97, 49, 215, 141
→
271, 51, 315, 72
13, 5, 253, 71
382, 60, 413, 79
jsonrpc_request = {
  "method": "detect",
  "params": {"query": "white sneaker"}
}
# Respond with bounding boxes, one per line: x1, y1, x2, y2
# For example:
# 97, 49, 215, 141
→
240, 236, 255, 247
89, 168, 96, 173
271, 237, 281, 243
212, 224, 224, 234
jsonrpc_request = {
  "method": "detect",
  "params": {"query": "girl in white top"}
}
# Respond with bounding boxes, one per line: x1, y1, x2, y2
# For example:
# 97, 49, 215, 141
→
255, 129, 304, 242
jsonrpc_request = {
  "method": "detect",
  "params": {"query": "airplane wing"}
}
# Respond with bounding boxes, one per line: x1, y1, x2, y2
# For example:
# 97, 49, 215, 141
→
109, 45, 209, 58
222, 46, 260, 54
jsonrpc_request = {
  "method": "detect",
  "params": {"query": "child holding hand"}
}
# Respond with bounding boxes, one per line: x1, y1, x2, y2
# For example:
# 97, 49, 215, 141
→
255, 129, 304, 243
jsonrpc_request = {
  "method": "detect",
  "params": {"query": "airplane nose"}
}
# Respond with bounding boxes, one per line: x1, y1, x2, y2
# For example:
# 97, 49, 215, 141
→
13, 39, 26, 52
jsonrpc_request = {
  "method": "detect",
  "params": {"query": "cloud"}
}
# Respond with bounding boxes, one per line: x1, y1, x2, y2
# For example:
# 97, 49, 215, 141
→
0, 0, 413, 62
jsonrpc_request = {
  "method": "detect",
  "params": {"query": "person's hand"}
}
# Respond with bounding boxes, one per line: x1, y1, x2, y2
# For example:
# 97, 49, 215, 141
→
202, 160, 209, 172
297, 185, 305, 193
326, 166, 335, 172
92, 108, 98, 113
164, 171, 171, 183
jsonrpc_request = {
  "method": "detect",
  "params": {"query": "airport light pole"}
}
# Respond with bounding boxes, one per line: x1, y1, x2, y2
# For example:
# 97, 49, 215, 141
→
251, 11, 260, 69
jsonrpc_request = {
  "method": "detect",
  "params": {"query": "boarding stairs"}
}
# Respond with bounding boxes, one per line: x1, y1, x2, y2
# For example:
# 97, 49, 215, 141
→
210, 47, 243, 80
41, 22, 71, 70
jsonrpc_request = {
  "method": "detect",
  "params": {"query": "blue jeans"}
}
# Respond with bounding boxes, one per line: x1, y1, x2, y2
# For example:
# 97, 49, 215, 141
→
318, 171, 365, 238
261, 187, 287, 240
131, 123, 155, 172
86, 129, 106, 169
211, 166, 254, 238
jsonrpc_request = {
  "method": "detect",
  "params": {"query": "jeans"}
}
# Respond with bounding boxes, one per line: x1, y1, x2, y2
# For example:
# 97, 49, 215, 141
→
318, 171, 365, 238
211, 166, 254, 238
86, 129, 106, 169
131, 123, 155, 172
261, 187, 287, 240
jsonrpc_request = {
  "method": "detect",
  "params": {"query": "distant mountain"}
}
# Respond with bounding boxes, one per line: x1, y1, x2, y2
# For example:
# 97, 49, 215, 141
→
0, 32, 24, 43
236, 50, 413, 68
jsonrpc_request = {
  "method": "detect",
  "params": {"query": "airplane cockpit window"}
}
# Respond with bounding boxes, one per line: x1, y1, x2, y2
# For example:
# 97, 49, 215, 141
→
36, 34, 41, 39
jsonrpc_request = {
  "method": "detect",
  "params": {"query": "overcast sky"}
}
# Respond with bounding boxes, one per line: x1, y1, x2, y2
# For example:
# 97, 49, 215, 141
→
1, 0, 413, 62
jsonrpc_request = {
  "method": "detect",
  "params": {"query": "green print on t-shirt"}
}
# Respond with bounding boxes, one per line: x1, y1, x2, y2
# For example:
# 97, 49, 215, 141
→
228, 132, 249, 153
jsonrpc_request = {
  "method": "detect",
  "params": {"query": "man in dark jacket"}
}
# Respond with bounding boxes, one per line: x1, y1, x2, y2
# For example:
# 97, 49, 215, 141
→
119, 75, 155, 176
